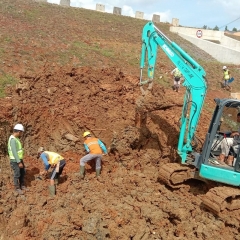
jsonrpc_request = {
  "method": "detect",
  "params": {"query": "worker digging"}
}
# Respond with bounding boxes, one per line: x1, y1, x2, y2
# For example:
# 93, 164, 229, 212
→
38, 147, 66, 196
79, 131, 108, 180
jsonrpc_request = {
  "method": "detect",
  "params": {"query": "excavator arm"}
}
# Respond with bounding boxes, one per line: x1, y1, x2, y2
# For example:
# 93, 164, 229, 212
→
140, 22, 207, 164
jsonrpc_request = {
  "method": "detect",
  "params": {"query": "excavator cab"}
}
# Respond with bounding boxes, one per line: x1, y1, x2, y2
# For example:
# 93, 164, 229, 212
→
198, 99, 240, 186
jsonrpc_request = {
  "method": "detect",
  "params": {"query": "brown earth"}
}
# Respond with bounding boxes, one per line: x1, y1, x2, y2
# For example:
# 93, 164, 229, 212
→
1, 0, 240, 239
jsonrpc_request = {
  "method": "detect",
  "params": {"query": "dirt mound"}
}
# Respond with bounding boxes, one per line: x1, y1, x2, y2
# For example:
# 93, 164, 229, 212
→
8, 65, 184, 161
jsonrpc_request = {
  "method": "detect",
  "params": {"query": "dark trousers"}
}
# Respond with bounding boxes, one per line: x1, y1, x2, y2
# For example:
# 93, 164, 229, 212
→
10, 161, 25, 189
50, 160, 66, 180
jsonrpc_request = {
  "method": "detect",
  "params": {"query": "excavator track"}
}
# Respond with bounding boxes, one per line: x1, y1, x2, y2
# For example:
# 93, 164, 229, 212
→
159, 163, 195, 188
202, 186, 240, 214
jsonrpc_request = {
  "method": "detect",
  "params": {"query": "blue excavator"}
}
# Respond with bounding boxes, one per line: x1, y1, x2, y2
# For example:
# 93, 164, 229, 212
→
140, 21, 240, 213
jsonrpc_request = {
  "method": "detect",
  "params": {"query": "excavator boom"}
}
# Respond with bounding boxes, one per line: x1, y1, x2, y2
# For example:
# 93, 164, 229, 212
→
140, 22, 207, 164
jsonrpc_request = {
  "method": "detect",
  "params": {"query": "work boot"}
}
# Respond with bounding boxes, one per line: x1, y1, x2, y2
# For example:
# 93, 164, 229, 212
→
21, 186, 29, 191
96, 169, 104, 182
96, 169, 101, 177
226, 155, 234, 166
49, 185, 56, 196
79, 166, 85, 179
15, 188, 24, 195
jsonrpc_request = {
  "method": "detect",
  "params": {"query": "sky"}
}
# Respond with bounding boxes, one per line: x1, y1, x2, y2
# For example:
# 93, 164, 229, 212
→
47, 0, 240, 30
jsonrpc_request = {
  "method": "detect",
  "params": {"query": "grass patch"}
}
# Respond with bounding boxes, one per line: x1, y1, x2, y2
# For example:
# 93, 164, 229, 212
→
56, 41, 116, 65
0, 73, 18, 98
0, 48, 5, 58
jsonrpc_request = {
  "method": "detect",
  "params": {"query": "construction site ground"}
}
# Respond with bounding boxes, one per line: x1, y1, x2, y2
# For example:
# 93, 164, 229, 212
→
0, 1, 240, 239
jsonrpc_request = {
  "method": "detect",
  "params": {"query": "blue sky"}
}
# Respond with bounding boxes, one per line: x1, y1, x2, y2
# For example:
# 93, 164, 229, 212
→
48, 0, 240, 30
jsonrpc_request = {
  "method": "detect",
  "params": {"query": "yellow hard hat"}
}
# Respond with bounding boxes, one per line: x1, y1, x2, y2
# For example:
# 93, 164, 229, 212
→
83, 131, 91, 137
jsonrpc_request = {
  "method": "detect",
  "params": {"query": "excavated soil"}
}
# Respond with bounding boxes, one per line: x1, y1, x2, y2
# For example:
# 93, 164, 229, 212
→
0, 65, 240, 240
1, 0, 240, 239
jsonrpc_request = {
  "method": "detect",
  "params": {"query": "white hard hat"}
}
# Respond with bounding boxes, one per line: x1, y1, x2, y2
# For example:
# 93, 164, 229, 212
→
38, 147, 44, 153
223, 66, 227, 70
13, 123, 24, 132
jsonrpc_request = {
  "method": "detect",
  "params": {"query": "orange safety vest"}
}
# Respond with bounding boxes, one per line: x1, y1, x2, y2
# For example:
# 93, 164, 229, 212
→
44, 151, 64, 165
84, 138, 102, 154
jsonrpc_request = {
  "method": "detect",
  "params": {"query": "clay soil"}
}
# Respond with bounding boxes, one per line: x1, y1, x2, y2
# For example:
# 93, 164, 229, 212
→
1, 1, 240, 239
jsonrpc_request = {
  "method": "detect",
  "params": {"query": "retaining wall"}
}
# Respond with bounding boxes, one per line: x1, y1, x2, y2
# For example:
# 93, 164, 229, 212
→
171, 26, 240, 64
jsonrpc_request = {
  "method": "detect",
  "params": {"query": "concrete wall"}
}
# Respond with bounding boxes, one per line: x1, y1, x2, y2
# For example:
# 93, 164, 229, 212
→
175, 33, 240, 64
113, 7, 121, 15
135, 11, 144, 19
171, 26, 240, 51
152, 14, 160, 23
60, 0, 70, 7
96, 4, 105, 12
221, 37, 240, 51
171, 26, 224, 41
172, 18, 179, 27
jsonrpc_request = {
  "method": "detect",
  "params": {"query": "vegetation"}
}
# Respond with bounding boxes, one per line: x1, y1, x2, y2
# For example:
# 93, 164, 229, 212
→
0, 72, 17, 97
0, 0, 239, 96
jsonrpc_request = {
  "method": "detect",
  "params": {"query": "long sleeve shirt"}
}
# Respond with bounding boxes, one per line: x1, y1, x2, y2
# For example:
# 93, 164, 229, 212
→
39, 152, 51, 171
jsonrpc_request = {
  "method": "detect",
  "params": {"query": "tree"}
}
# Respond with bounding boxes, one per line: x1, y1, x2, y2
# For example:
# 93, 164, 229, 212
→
213, 25, 219, 31
225, 26, 228, 31
232, 27, 237, 31
203, 25, 207, 29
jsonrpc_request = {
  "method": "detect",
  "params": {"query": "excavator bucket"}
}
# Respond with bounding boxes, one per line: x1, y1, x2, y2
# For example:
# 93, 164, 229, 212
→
139, 79, 150, 86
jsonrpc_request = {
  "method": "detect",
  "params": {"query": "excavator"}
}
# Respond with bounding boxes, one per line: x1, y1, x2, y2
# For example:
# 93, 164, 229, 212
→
140, 21, 240, 214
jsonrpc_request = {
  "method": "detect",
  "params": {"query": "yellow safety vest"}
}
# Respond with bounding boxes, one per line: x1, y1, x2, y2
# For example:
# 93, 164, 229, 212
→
224, 70, 230, 80
8, 135, 24, 160
44, 151, 64, 165
174, 68, 182, 77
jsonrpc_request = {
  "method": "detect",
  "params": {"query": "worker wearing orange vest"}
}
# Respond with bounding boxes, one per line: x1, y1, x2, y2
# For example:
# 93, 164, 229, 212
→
80, 131, 107, 179
38, 147, 66, 196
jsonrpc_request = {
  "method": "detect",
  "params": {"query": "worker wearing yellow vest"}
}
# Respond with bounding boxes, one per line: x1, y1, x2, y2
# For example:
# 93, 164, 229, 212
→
80, 131, 108, 179
171, 67, 183, 92
8, 123, 26, 194
38, 147, 66, 196
222, 66, 232, 90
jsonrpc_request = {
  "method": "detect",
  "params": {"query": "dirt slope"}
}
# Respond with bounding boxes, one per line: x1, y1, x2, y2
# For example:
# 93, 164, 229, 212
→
1, 0, 240, 239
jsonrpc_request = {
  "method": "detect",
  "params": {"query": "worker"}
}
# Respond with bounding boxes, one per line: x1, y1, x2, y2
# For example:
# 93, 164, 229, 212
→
171, 67, 183, 92
79, 131, 107, 179
219, 112, 240, 166
222, 66, 231, 91
38, 147, 66, 196
8, 123, 26, 194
